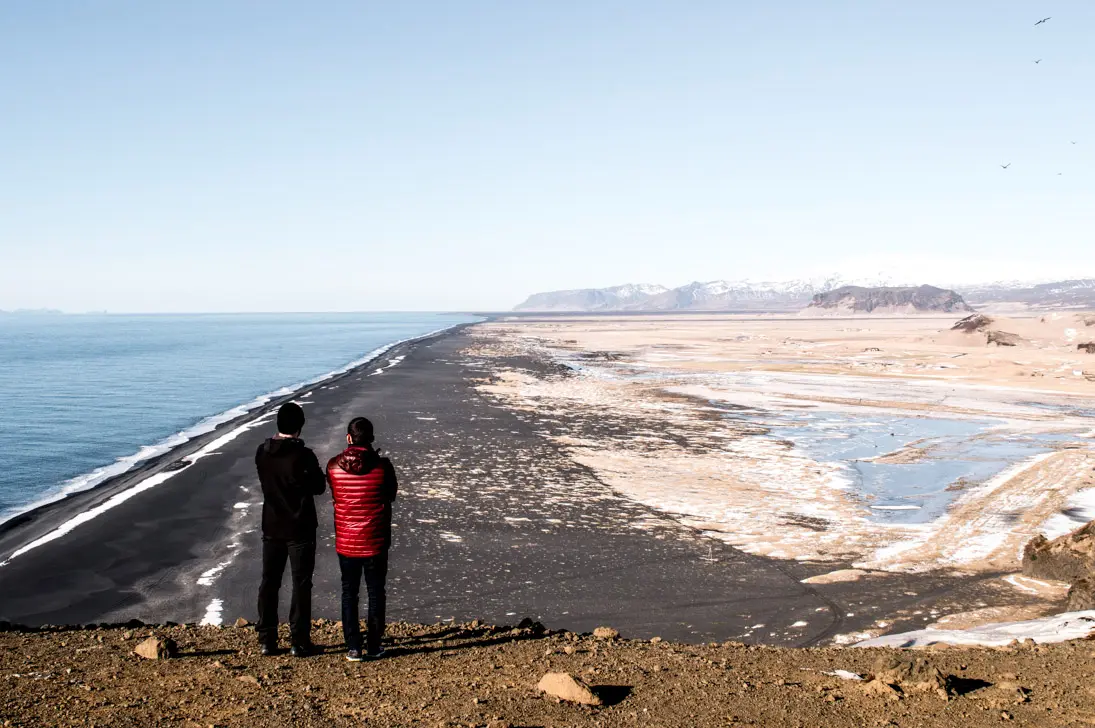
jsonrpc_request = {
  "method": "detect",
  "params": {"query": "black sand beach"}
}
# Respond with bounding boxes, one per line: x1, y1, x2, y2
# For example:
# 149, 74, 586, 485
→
0, 326, 1013, 644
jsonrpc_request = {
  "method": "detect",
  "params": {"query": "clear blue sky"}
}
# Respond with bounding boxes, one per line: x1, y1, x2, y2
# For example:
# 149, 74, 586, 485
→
1, 2, 1093, 312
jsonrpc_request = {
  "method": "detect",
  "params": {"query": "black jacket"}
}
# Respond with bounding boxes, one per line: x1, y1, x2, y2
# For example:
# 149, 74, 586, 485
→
255, 437, 326, 541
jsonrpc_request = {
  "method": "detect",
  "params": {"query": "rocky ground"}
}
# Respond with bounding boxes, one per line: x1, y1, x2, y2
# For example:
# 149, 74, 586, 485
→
3, 620, 1095, 727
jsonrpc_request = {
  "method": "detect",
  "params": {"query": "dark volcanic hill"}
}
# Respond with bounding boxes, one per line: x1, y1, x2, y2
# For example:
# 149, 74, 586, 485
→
807, 285, 973, 314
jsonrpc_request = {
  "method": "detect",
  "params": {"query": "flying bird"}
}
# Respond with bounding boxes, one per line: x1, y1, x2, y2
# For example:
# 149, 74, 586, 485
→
1035, 16, 1051, 25
1001, 163, 1011, 169
1034, 59, 1042, 63
1072, 141, 1078, 144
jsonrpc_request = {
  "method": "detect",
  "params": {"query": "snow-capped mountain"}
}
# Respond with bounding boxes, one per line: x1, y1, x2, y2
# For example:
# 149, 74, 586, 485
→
513, 277, 1095, 312
513, 283, 669, 312
514, 276, 896, 312
956, 279, 1095, 308
609, 283, 670, 300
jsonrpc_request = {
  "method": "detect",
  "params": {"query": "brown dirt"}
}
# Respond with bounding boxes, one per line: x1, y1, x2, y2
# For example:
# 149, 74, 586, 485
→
4, 620, 1095, 727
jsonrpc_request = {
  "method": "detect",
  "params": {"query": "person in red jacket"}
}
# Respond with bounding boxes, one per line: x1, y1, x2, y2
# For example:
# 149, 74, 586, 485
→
326, 416, 398, 661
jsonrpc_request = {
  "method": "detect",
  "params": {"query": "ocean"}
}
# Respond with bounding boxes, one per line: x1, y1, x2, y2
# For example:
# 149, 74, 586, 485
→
0, 313, 476, 525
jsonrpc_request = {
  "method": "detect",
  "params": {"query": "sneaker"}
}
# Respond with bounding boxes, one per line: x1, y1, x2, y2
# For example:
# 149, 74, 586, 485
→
363, 648, 387, 660
289, 643, 316, 658
345, 649, 364, 662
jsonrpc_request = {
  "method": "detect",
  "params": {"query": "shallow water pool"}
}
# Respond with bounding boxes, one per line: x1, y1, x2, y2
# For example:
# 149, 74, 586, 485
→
767, 414, 1078, 524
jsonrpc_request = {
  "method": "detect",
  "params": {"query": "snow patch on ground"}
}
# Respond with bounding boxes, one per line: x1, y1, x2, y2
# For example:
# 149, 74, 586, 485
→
200, 599, 224, 626
1036, 487, 1095, 541
855, 610, 1095, 648
824, 670, 864, 681
369, 355, 406, 376
196, 561, 233, 587
833, 631, 879, 645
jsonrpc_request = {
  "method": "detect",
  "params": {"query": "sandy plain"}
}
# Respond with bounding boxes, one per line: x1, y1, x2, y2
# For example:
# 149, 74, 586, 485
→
472, 313, 1095, 636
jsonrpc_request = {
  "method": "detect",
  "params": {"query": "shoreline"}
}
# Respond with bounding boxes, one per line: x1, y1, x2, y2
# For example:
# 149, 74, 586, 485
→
0, 322, 478, 565
1, 314, 1084, 648
0, 323, 899, 643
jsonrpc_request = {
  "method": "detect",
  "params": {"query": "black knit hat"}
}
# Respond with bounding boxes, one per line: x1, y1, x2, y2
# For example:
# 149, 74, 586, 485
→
277, 403, 306, 435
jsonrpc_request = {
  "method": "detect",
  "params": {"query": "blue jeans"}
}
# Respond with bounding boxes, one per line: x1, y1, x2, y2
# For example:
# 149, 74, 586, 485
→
338, 552, 388, 654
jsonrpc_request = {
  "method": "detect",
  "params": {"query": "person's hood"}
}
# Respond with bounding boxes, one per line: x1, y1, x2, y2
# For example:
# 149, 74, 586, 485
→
263, 437, 306, 455
335, 445, 381, 475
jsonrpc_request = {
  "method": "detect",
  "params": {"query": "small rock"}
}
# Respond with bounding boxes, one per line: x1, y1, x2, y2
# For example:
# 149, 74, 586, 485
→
536, 672, 603, 706
650, 636, 663, 644
122, 631, 133, 640
236, 675, 260, 686
987, 330, 1023, 347
995, 682, 1032, 703
563, 646, 576, 655
952, 314, 994, 333
861, 679, 902, 701
871, 655, 950, 699
486, 721, 512, 728
592, 626, 619, 640
134, 637, 177, 660
234, 617, 250, 628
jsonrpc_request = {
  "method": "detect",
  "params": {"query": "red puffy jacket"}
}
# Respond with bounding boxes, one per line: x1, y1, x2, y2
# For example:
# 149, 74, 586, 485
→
326, 446, 398, 558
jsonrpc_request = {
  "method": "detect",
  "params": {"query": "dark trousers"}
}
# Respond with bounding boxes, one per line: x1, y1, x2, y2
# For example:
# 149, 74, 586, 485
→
257, 537, 316, 647
338, 552, 388, 654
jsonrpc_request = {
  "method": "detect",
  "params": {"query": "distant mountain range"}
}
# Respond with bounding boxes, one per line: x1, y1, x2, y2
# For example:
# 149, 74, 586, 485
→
957, 280, 1095, 308
515, 284, 671, 312
0, 308, 64, 316
513, 278, 1095, 312
514, 277, 865, 312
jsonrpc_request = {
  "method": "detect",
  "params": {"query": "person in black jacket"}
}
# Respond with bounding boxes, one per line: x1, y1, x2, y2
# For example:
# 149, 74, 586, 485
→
254, 402, 326, 656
